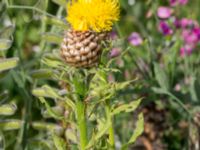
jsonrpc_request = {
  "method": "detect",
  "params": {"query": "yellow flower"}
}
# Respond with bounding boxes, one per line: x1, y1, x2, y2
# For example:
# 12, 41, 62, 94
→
66, 0, 120, 32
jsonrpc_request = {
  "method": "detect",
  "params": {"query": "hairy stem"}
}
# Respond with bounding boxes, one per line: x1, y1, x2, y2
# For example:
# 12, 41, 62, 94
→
76, 100, 88, 150
105, 101, 115, 149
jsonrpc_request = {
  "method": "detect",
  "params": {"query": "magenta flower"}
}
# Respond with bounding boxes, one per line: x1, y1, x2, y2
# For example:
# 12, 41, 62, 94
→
182, 29, 198, 44
170, 0, 188, 6
159, 21, 173, 35
157, 7, 172, 19
174, 18, 181, 28
128, 32, 143, 46
170, 0, 177, 6
193, 27, 200, 41
180, 44, 194, 56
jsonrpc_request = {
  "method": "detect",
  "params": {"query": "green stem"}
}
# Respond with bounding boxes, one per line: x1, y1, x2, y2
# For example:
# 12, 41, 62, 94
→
105, 101, 115, 149
7, 5, 56, 18
76, 100, 88, 150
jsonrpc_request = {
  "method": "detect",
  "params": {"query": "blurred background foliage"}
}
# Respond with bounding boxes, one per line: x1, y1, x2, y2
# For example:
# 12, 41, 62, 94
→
0, 0, 200, 149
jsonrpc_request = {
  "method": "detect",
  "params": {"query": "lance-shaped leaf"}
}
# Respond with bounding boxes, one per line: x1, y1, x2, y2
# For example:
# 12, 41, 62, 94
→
32, 122, 64, 136
27, 139, 53, 150
154, 62, 169, 91
39, 97, 64, 120
65, 128, 77, 144
111, 99, 142, 116
44, 16, 68, 29
0, 120, 22, 131
0, 131, 5, 150
0, 25, 15, 39
121, 113, 144, 150
42, 33, 62, 44
42, 54, 64, 68
0, 90, 9, 102
0, 2, 6, 18
0, 103, 17, 116
30, 69, 54, 79
0, 39, 12, 51
52, 133, 67, 150
32, 85, 61, 99
0, 57, 19, 72
86, 118, 111, 149
65, 97, 76, 111
42, 106, 65, 118
51, 0, 67, 6
113, 79, 137, 91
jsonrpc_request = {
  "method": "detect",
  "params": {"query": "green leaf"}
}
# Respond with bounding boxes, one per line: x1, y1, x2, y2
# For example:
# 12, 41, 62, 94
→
42, 33, 63, 44
0, 39, 12, 51
121, 113, 144, 150
0, 131, 5, 150
128, 113, 144, 143
27, 139, 53, 150
190, 77, 200, 102
30, 69, 54, 79
0, 2, 6, 18
153, 62, 169, 91
52, 133, 66, 150
42, 106, 65, 118
114, 79, 137, 91
0, 91, 8, 101
0, 120, 22, 131
111, 99, 142, 116
65, 97, 76, 111
151, 87, 168, 95
0, 57, 19, 72
10, 70, 25, 88
0, 103, 17, 116
65, 129, 77, 144
51, 0, 67, 6
32, 85, 61, 99
44, 16, 68, 29
86, 118, 111, 149
42, 55, 64, 68
0, 25, 15, 39
38, 97, 64, 120
32, 122, 64, 136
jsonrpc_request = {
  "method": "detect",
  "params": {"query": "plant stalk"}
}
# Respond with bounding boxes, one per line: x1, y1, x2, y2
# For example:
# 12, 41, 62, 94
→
76, 99, 88, 150
105, 101, 115, 149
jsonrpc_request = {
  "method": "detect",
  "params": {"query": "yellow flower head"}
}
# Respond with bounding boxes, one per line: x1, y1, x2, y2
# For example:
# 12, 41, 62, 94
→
66, 0, 120, 32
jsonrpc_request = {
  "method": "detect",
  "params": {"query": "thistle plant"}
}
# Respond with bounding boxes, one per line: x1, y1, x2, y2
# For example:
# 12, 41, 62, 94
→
32, 0, 144, 149
61, 0, 119, 67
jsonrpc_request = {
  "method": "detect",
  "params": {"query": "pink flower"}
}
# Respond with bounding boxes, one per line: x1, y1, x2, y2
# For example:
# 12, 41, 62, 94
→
146, 10, 153, 18
159, 21, 173, 35
182, 29, 198, 44
180, 18, 194, 28
180, 44, 194, 56
157, 7, 172, 19
110, 48, 121, 58
179, 0, 188, 5
110, 31, 118, 40
128, 32, 143, 46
